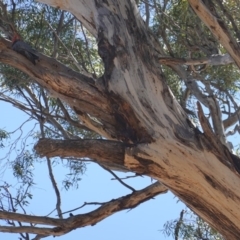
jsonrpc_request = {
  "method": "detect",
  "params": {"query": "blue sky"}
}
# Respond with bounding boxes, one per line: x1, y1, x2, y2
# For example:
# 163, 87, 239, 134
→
0, 100, 186, 240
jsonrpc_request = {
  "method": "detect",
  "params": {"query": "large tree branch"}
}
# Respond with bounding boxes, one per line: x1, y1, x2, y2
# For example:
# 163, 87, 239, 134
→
35, 138, 126, 166
4, 0, 240, 239
0, 39, 112, 123
31, 1, 240, 239
34, 138, 130, 172
188, 0, 240, 69
0, 38, 150, 141
0, 211, 63, 226
159, 53, 233, 66
223, 107, 240, 129
206, 93, 228, 149
1, 36, 153, 142
37, 1, 98, 38
0, 182, 167, 236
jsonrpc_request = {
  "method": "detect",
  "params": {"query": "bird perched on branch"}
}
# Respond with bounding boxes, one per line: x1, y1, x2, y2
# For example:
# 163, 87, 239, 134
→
11, 33, 39, 65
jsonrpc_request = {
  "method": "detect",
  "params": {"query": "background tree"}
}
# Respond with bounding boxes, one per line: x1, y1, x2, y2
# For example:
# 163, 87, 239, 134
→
0, 0, 240, 239
163, 208, 224, 240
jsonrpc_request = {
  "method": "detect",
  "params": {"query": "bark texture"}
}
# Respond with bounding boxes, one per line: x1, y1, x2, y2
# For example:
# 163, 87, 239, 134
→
1, 0, 240, 239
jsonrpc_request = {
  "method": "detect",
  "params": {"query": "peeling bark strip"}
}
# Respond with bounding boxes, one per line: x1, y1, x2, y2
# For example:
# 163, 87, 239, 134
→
0, 182, 167, 236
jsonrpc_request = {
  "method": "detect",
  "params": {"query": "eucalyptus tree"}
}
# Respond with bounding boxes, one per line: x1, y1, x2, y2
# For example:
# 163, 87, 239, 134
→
0, 0, 240, 239
163, 209, 224, 240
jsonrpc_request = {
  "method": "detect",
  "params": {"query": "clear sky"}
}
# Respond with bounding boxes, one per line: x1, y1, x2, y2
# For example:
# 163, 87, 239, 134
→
0, 100, 186, 240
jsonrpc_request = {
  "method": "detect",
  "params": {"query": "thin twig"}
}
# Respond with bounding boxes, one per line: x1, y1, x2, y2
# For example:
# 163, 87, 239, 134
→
99, 164, 136, 192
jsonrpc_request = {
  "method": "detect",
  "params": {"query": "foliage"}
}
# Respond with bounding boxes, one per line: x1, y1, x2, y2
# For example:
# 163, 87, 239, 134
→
162, 208, 224, 240
0, 0, 102, 190
0, 129, 9, 148
151, 0, 240, 114
0, 0, 239, 239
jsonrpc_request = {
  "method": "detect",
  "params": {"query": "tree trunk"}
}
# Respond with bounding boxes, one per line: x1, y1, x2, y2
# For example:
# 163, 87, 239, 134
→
3, 0, 240, 238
